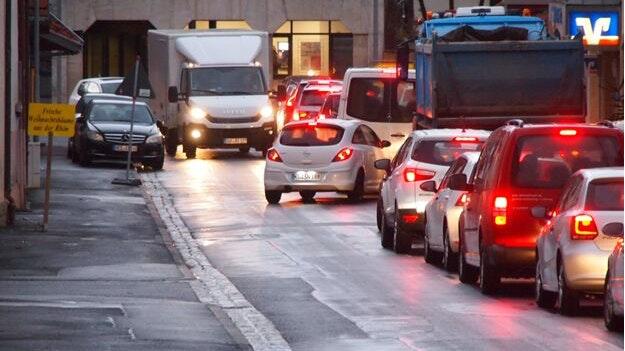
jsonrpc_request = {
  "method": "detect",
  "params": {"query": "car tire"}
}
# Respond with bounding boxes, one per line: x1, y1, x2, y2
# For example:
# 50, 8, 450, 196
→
380, 208, 394, 249
423, 220, 440, 264
265, 190, 282, 204
66, 139, 73, 159
604, 270, 624, 332
459, 244, 479, 284
239, 146, 250, 154
347, 170, 364, 202
165, 132, 178, 156
376, 199, 383, 232
479, 246, 500, 295
299, 191, 316, 203
558, 263, 579, 316
442, 224, 457, 272
183, 143, 197, 159
535, 257, 557, 309
71, 143, 79, 164
149, 153, 165, 171
393, 207, 412, 254
78, 147, 91, 167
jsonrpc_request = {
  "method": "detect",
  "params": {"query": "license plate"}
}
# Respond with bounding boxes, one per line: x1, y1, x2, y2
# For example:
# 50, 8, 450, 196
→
114, 145, 138, 152
294, 171, 321, 181
224, 138, 247, 145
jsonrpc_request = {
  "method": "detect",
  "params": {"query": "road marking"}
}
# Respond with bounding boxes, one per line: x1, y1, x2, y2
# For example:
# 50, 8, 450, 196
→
140, 172, 291, 351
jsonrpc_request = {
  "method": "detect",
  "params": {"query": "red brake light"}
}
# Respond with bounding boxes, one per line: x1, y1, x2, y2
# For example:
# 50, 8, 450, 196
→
403, 168, 435, 182
267, 148, 283, 162
402, 214, 420, 224
453, 136, 478, 142
559, 129, 577, 136
318, 113, 326, 119
292, 110, 300, 121
332, 147, 353, 162
493, 196, 508, 225
494, 196, 507, 209
455, 193, 468, 206
571, 214, 598, 240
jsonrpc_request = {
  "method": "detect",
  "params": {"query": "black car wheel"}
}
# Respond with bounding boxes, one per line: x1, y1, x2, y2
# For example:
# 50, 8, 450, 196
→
299, 191, 316, 203
380, 209, 394, 249
604, 270, 624, 331
165, 129, 178, 156
558, 263, 579, 316
442, 224, 457, 272
393, 207, 412, 254
183, 143, 197, 159
479, 246, 500, 295
265, 190, 282, 204
78, 146, 91, 167
347, 170, 364, 202
535, 257, 557, 309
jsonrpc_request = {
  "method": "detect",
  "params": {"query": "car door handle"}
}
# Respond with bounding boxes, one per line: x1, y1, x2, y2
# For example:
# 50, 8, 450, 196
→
391, 133, 405, 138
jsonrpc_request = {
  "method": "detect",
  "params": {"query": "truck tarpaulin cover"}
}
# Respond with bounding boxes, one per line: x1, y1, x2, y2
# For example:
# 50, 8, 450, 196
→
439, 25, 528, 42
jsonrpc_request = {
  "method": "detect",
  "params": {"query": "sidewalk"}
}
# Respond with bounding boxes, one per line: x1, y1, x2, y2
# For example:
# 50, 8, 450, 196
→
0, 145, 244, 350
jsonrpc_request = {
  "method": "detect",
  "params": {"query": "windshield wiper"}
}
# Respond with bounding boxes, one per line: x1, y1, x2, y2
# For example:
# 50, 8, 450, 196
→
191, 89, 222, 96
219, 91, 257, 95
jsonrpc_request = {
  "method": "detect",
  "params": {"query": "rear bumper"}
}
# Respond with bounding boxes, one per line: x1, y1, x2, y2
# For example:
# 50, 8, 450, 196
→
264, 163, 358, 192
485, 245, 535, 278
184, 123, 275, 149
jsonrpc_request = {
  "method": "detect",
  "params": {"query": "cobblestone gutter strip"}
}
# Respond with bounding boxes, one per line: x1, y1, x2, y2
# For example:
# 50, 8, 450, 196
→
141, 172, 291, 351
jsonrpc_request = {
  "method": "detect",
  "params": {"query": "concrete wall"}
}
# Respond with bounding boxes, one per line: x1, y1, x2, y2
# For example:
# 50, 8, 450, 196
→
58, 0, 385, 101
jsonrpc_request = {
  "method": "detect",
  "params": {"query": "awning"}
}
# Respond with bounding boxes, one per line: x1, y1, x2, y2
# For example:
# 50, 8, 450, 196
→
40, 13, 83, 56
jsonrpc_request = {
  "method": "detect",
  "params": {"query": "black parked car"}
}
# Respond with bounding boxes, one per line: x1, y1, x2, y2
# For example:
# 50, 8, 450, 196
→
72, 99, 165, 170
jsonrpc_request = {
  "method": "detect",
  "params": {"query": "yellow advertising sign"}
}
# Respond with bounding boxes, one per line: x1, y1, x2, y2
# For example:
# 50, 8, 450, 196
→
28, 103, 75, 137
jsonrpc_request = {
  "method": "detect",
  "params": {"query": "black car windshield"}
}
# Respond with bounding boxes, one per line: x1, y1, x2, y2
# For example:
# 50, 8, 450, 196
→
513, 135, 623, 189
189, 67, 265, 96
412, 139, 483, 166
280, 124, 344, 146
88, 103, 154, 124
100, 81, 121, 94
586, 179, 624, 211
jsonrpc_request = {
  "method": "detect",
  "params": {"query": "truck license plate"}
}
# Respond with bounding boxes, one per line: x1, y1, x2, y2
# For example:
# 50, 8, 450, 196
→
294, 171, 321, 181
114, 145, 138, 152
224, 138, 247, 145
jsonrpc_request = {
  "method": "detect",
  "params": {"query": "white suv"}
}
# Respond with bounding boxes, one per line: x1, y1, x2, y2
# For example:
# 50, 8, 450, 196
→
375, 129, 490, 254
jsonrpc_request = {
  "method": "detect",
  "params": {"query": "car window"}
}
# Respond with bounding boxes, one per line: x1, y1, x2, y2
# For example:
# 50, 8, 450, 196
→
392, 137, 412, 169
557, 175, 582, 212
347, 78, 387, 122
301, 90, 329, 107
412, 139, 483, 166
100, 81, 121, 94
88, 103, 154, 124
513, 135, 623, 189
393, 81, 415, 123
361, 125, 382, 147
440, 157, 467, 189
352, 127, 367, 145
586, 179, 624, 211
280, 124, 344, 146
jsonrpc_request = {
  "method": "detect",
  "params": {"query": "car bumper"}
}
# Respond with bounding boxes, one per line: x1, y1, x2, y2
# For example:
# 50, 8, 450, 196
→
396, 208, 425, 235
85, 140, 163, 162
264, 163, 358, 192
184, 123, 275, 149
485, 245, 535, 278
562, 248, 610, 293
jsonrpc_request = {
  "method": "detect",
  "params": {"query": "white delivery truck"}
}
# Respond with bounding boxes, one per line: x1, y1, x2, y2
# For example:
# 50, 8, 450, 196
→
148, 29, 280, 158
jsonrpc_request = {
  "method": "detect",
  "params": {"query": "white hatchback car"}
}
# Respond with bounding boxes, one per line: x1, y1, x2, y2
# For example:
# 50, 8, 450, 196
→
375, 129, 490, 254
68, 77, 123, 105
535, 167, 624, 315
422, 151, 481, 270
264, 119, 389, 204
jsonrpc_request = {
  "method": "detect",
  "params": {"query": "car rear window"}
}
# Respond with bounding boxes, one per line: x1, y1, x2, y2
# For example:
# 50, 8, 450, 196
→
513, 135, 623, 189
411, 139, 484, 166
280, 124, 344, 146
300, 90, 329, 107
586, 179, 624, 211
100, 81, 121, 94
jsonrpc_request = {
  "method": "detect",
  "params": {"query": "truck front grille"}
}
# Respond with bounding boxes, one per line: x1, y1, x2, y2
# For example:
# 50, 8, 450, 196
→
208, 115, 260, 124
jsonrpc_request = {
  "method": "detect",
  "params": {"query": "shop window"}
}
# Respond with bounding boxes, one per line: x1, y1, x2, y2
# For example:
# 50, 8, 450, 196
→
186, 20, 251, 30
272, 21, 352, 79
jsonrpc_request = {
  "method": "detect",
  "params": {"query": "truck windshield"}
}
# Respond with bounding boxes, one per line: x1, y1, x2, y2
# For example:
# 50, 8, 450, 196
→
189, 67, 265, 96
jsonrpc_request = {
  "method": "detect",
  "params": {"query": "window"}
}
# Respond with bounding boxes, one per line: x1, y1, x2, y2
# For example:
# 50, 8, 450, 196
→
513, 135, 622, 189
412, 139, 483, 166
186, 20, 251, 30
280, 124, 344, 146
394, 81, 416, 123
585, 179, 624, 211
557, 176, 583, 212
361, 125, 382, 147
88, 103, 154, 124
392, 137, 412, 169
440, 158, 468, 190
352, 127, 367, 145
188, 67, 265, 96
347, 78, 387, 122
300, 90, 329, 107
99, 81, 120, 94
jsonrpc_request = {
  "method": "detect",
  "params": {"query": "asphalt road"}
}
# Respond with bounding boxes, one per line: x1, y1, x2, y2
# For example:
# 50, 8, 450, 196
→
156, 148, 624, 351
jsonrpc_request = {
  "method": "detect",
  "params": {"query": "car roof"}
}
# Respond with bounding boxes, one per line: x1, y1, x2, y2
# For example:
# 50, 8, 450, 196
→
82, 93, 130, 100
284, 118, 359, 129
501, 123, 623, 135
82, 76, 123, 83
409, 128, 491, 140
575, 167, 624, 182
460, 151, 481, 162
89, 99, 148, 106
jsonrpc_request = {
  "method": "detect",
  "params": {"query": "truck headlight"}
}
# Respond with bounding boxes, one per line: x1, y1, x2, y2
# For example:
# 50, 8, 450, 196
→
260, 105, 273, 119
87, 131, 103, 141
189, 107, 207, 121
146, 133, 163, 144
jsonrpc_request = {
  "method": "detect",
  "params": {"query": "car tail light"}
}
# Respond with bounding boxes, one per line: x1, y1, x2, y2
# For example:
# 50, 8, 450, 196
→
403, 168, 435, 182
453, 136, 478, 142
402, 214, 420, 224
267, 148, 283, 162
299, 111, 308, 119
318, 113, 326, 119
455, 193, 468, 206
332, 147, 353, 162
571, 214, 598, 240
559, 129, 577, 136
493, 196, 508, 225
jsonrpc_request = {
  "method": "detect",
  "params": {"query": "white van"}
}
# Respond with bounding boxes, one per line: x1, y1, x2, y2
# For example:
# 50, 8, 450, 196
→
338, 68, 415, 158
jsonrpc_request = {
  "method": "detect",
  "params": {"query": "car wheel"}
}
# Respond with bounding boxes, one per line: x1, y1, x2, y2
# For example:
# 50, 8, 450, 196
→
442, 225, 458, 272
299, 191, 316, 203
183, 143, 197, 159
66, 139, 73, 159
165, 132, 178, 156
558, 263, 579, 316
149, 153, 165, 171
604, 270, 624, 331
393, 207, 412, 254
239, 146, 250, 154
261, 149, 268, 158
347, 170, 364, 202
535, 256, 557, 309
459, 240, 479, 284
265, 190, 282, 204
376, 199, 383, 232
479, 246, 500, 295
423, 221, 440, 264
380, 208, 394, 249
78, 147, 91, 167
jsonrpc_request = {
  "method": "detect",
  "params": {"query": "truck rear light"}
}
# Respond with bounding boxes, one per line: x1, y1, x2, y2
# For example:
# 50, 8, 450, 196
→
403, 168, 435, 182
571, 214, 598, 240
559, 129, 577, 136
332, 147, 353, 162
267, 148, 283, 162
455, 193, 468, 206
493, 196, 507, 225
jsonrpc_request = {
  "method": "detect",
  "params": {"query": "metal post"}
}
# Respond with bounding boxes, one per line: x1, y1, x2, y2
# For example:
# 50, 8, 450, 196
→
124, 57, 140, 180
33, 0, 39, 103
42, 130, 52, 231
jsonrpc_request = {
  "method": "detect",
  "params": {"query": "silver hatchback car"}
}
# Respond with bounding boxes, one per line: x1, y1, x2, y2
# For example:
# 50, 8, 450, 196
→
535, 167, 624, 315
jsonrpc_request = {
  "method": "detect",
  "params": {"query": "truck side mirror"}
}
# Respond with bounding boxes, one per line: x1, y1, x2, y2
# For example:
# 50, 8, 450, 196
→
276, 85, 287, 101
168, 86, 179, 103
448, 173, 472, 191
396, 44, 409, 81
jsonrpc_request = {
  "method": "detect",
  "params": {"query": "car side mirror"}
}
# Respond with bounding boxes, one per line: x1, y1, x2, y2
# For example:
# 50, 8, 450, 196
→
276, 85, 287, 101
168, 86, 180, 103
420, 180, 437, 193
448, 173, 471, 191
374, 159, 391, 174
530, 206, 552, 220
379, 140, 391, 148
603, 222, 624, 238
